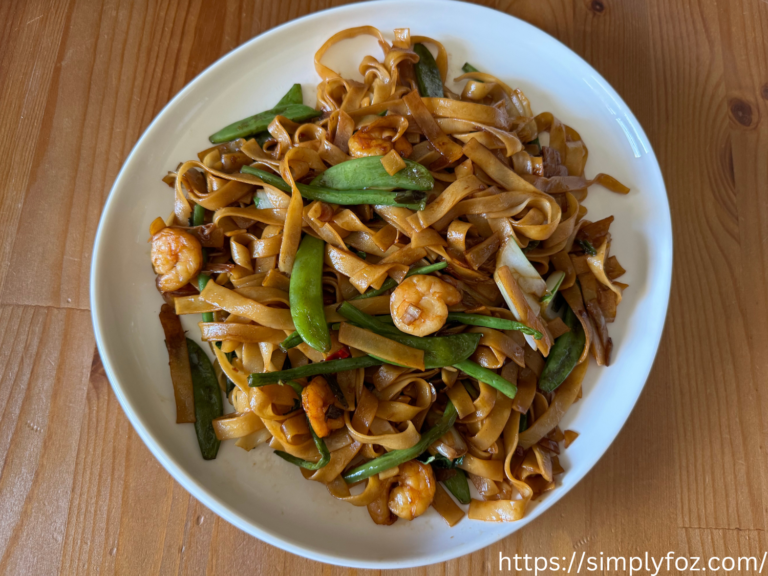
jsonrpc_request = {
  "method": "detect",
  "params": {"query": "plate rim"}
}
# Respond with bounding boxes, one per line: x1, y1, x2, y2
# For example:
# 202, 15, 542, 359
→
90, 0, 673, 568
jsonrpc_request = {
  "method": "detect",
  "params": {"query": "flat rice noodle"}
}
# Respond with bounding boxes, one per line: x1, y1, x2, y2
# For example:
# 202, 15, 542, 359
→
468, 392, 513, 451
559, 284, 596, 364
432, 484, 465, 526
339, 323, 425, 370
408, 175, 484, 231
580, 273, 613, 365
249, 235, 283, 258
324, 296, 391, 322
402, 90, 464, 163
373, 205, 418, 237
278, 149, 320, 274
469, 473, 500, 498
462, 139, 540, 193
466, 233, 501, 270
325, 244, 407, 292
422, 98, 508, 129
460, 382, 497, 423
213, 345, 249, 393
198, 322, 285, 343
446, 220, 474, 254
458, 453, 504, 482
446, 380, 476, 419
375, 377, 432, 422
587, 239, 623, 304
201, 281, 294, 330
550, 250, 576, 290
315, 26, 389, 82
468, 326, 524, 368
378, 245, 427, 267
326, 474, 386, 506
373, 364, 412, 391
564, 430, 579, 448
172, 224, 225, 248
436, 118, 522, 157
410, 228, 447, 248
213, 206, 287, 227
344, 412, 420, 450
158, 304, 195, 423
519, 360, 588, 449
432, 191, 529, 231
547, 316, 570, 339
213, 411, 264, 440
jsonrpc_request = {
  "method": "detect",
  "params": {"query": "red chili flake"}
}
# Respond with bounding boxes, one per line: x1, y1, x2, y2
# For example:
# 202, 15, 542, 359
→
325, 347, 351, 361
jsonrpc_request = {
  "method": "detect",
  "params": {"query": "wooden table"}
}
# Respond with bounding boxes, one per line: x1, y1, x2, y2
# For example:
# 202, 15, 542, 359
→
1, 0, 765, 573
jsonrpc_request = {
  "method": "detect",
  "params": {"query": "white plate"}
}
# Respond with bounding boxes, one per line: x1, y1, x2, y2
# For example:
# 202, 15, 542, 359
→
91, 0, 672, 568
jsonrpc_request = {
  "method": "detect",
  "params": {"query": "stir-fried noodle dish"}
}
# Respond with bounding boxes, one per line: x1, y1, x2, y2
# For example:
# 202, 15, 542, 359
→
150, 27, 630, 526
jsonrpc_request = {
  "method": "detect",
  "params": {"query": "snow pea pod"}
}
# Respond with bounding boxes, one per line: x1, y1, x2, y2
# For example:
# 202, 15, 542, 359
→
538, 304, 585, 393
275, 83, 303, 106
290, 235, 331, 354
343, 401, 458, 484
210, 103, 321, 143
248, 356, 383, 386
336, 303, 481, 369
352, 261, 448, 300
310, 156, 434, 191
446, 312, 542, 339
242, 166, 427, 210
414, 43, 444, 98
453, 359, 517, 399
186, 338, 223, 460
442, 468, 471, 504
461, 62, 481, 76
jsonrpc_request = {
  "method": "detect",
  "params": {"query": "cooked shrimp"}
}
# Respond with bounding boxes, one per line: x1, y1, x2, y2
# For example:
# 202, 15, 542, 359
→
390, 274, 462, 336
388, 460, 436, 520
348, 125, 413, 159
348, 130, 394, 158
151, 228, 203, 292
301, 376, 344, 438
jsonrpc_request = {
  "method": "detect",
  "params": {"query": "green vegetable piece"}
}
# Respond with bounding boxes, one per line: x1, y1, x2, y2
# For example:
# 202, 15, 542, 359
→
577, 239, 597, 256
446, 312, 543, 339
442, 468, 471, 505
522, 240, 540, 254
274, 418, 330, 470
251, 84, 304, 145
210, 103, 321, 143
453, 359, 517, 399
463, 379, 479, 399
198, 273, 214, 323
538, 305, 585, 393
279, 330, 304, 352
192, 203, 206, 227
352, 262, 448, 300
242, 166, 427, 211
186, 339, 223, 460
290, 235, 332, 353
540, 271, 565, 305
461, 62, 481, 75
310, 156, 434, 191
336, 303, 481, 369
275, 83, 303, 106
343, 402, 458, 484
519, 412, 528, 432
248, 356, 383, 386
413, 43, 444, 97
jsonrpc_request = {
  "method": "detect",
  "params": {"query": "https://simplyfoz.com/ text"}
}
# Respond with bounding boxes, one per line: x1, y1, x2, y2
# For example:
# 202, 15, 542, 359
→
498, 550, 768, 575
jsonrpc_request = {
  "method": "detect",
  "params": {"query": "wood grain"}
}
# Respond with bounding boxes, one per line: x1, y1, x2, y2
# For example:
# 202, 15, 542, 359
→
0, 0, 765, 574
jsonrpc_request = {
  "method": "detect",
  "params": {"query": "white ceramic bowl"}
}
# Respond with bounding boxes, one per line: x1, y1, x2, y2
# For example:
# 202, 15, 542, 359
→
91, 0, 672, 568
